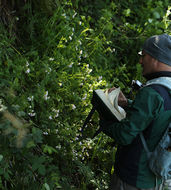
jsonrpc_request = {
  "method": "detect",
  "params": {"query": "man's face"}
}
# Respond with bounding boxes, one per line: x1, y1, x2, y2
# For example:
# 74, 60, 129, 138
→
139, 51, 158, 76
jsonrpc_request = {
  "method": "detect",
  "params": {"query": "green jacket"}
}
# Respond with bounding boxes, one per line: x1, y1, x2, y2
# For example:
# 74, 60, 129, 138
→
102, 78, 171, 188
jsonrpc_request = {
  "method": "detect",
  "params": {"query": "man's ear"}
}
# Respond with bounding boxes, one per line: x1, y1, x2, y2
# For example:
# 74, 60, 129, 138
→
151, 58, 159, 70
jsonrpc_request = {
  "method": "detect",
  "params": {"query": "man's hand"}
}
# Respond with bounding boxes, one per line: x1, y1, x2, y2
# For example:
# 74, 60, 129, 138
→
107, 87, 128, 107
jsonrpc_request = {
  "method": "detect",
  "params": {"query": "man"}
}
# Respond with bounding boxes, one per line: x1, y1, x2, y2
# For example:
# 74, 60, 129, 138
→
100, 34, 171, 190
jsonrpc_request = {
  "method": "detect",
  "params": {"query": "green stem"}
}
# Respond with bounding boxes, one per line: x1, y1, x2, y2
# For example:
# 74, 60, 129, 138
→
90, 135, 102, 163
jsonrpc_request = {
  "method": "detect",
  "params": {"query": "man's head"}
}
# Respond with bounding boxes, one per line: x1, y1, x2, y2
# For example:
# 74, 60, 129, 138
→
139, 34, 171, 76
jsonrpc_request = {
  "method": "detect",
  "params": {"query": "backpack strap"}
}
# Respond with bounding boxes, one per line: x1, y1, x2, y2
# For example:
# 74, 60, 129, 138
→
149, 84, 171, 110
140, 133, 151, 159
140, 79, 171, 158
144, 76, 171, 109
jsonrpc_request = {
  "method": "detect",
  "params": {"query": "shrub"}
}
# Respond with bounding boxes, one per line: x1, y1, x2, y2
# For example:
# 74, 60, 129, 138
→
0, 0, 170, 189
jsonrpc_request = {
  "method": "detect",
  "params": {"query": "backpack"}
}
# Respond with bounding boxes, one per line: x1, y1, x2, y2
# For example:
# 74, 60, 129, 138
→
140, 77, 171, 181
140, 122, 171, 180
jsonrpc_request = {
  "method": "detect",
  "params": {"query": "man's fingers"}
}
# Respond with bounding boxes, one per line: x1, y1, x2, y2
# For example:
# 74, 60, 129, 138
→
108, 87, 116, 93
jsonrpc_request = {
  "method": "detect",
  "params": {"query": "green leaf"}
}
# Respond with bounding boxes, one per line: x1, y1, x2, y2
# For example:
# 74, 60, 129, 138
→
81, 28, 92, 35
123, 9, 131, 17
0, 169, 3, 175
0, 155, 3, 162
43, 183, 50, 190
4, 172, 9, 180
32, 127, 43, 143
32, 156, 46, 172
153, 12, 160, 19
43, 145, 57, 154
26, 140, 36, 148
38, 165, 46, 176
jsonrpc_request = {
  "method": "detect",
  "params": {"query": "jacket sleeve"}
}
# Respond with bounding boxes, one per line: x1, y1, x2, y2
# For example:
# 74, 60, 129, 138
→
101, 87, 163, 145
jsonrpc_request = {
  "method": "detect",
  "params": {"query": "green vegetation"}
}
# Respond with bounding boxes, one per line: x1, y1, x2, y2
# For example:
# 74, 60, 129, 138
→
0, 0, 170, 189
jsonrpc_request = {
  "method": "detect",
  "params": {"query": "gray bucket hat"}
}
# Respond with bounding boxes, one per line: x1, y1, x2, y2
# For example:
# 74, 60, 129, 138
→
143, 34, 171, 66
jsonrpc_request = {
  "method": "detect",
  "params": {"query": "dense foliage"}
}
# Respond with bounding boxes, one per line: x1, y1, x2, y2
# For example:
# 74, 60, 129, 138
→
0, 0, 170, 189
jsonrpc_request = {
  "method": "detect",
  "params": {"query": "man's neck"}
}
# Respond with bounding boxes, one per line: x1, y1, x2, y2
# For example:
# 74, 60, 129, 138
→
144, 71, 171, 81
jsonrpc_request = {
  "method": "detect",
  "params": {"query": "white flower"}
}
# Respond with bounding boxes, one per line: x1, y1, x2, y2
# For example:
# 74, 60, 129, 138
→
56, 145, 61, 149
112, 48, 116, 52
27, 97, 32, 101
69, 36, 72, 40
72, 104, 76, 110
25, 68, 30, 73
148, 18, 153, 23
82, 147, 85, 152
84, 53, 88, 58
49, 116, 52, 120
75, 137, 79, 141
43, 132, 48, 135
45, 67, 52, 74
79, 21, 82, 25
98, 76, 103, 80
62, 13, 66, 18
28, 112, 36, 117
52, 109, 59, 118
49, 57, 54, 61
0, 99, 7, 112
138, 51, 142, 56
78, 40, 82, 45
82, 94, 87, 100
26, 61, 29, 67
55, 129, 58, 133
73, 12, 77, 18
56, 109, 60, 113
86, 152, 89, 157
27, 96, 34, 101
55, 113, 59, 118
44, 91, 50, 100
72, 28, 75, 32
80, 50, 83, 55
68, 62, 74, 68
88, 69, 92, 74
59, 83, 63, 87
